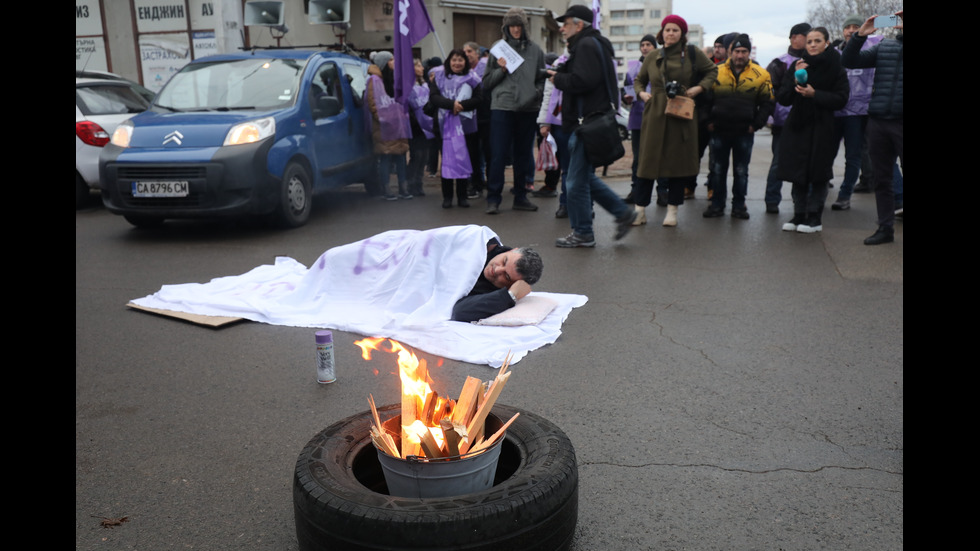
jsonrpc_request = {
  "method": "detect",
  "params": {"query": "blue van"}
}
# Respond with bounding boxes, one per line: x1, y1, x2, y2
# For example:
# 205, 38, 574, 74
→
100, 50, 376, 228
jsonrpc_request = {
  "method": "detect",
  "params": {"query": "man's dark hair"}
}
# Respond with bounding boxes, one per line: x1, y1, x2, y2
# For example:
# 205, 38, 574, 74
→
514, 247, 543, 285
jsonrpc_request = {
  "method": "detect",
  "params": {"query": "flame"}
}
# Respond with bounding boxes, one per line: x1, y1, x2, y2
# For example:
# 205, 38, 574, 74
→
355, 337, 446, 456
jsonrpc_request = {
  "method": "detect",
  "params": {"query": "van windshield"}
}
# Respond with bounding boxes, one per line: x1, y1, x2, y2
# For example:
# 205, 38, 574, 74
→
154, 57, 305, 112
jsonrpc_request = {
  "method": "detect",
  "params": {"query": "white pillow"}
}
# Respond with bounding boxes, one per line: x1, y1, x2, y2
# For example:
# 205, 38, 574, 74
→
475, 295, 559, 326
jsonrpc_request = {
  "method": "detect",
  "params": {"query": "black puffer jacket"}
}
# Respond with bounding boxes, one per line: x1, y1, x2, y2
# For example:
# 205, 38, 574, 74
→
841, 34, 903, 119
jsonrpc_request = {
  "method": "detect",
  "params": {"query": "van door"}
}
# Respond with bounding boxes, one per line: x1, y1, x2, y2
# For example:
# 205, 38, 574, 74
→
309, 60, 360, 188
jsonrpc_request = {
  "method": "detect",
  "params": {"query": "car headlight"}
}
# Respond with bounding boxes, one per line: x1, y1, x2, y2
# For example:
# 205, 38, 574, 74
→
224, 116, 276, 146
110, 120, 134, 148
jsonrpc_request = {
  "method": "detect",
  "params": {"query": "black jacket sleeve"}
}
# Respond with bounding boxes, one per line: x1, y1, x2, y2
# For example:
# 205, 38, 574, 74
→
451, 288, 515, 323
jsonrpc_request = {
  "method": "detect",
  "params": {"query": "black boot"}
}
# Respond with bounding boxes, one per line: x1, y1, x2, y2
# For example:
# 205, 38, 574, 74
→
864, 225, 894, 245
441, 178, 454, 208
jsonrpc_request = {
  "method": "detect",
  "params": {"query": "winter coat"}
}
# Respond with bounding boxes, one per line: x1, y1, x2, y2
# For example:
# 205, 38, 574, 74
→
707, 59, 774, 133
841, 34, 903, 120
633, 41, 718, 179
552, 27, 618, 133
775, 47, 850, 184
365, 68, 409, 155
482, 8, 546, 113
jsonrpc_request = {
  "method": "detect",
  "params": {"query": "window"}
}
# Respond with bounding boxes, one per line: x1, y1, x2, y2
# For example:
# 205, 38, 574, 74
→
650, 9, 661, 18
627, 10, 643, 19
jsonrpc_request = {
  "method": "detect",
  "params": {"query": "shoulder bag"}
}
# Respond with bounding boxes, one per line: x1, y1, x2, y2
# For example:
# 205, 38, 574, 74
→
575, 37, 625, 167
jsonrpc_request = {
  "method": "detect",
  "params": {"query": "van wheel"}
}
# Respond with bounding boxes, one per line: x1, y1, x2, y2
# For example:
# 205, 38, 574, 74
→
276, 162, 312, 228
293, 403, 579, 551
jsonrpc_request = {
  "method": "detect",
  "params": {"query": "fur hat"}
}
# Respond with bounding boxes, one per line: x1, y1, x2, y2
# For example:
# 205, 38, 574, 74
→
502, 7, 529, 37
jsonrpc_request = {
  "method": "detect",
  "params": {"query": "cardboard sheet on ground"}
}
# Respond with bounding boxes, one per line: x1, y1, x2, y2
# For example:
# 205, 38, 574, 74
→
129, 225, 587, 367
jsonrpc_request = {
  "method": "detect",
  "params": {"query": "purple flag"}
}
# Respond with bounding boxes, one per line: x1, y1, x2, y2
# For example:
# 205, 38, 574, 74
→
394, 0, 435, 104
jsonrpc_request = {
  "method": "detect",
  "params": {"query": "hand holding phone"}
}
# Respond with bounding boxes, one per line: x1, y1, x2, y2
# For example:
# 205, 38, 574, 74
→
876, 14, 899, 27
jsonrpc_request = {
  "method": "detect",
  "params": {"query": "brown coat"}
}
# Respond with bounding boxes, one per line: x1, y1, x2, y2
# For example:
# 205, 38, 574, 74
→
634, 42, 717, 179
366, 66, 409, 155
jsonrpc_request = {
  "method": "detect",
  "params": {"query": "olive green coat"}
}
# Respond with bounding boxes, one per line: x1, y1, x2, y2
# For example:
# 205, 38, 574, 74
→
634, 42, 717, 179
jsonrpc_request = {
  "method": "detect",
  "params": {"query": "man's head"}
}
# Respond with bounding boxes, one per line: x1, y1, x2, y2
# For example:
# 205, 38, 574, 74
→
713, 35, 728, 61
483, 248, 543, 288
463, 42, 481, 68
730, 34, 751, 70
842, 15, 862, 42
556, 4, 593, 40
789, 23, 811, 50
640, 34, 657, 56
502, 7, 529, 41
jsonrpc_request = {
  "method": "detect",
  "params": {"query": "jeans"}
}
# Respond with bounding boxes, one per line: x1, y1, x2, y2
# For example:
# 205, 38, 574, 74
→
709, 131, 754, 210
548, 127, 571, 206
378, 153, 407, 196
765, 126, 785, 206
832, 115, 867, 201
565, 132, 631, 237
487, 110, 536, 205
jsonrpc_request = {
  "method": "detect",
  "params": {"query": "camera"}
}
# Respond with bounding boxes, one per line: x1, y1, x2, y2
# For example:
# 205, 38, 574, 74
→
665, 80, 681, 99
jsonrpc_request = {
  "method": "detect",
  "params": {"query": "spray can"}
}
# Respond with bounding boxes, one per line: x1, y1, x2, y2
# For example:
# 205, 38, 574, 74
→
315, 330, 336, 384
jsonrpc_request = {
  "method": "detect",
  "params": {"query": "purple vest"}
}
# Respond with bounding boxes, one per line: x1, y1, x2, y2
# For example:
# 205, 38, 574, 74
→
836, 35, 882, 117
432, 66, 482, 134
623, 59, 649, 131
770, 52, 801, 127
408, 81, 435, 139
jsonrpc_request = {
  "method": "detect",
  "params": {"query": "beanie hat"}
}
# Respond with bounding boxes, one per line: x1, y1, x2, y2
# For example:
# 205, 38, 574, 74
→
790, 23, 812, 37
661, 14, 688, 35
843, 15, 863, 28
714, 35, 726, 46
722, 32, 739, 50
373, 50, 393, 69
642, 34, 658, 46
731, 33, 751, 51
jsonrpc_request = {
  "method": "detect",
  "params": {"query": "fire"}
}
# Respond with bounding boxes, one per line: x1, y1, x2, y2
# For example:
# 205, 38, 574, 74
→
356, 338, 519, 461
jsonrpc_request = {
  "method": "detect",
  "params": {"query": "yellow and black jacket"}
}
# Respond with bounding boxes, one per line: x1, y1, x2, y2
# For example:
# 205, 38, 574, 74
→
707, 60, 774, 133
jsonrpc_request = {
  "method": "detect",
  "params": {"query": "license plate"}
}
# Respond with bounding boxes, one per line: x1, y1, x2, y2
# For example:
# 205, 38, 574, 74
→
132, 181, 189, 198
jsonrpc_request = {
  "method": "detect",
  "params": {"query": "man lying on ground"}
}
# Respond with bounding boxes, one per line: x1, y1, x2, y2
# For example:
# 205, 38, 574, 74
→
452, 239, 543, 322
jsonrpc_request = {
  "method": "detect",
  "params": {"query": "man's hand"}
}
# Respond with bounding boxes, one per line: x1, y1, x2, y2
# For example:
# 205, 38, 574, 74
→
540, 124, 551, 137
858, 15, 878, 37
509, 280, 531, 301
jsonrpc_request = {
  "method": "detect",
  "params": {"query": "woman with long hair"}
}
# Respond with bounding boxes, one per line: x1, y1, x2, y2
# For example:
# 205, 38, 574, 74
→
776, 27, 850, 233
633, 14, 717, 227
426, 48, 483, 208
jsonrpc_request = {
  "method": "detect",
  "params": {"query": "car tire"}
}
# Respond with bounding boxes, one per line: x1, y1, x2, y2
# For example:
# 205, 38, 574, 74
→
293, 403, 579, 551
276, 162, 313, 228
123, 214, 165, 228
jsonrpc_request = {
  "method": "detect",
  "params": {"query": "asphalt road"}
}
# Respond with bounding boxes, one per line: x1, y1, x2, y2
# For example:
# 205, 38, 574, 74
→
76, 132, 903, 550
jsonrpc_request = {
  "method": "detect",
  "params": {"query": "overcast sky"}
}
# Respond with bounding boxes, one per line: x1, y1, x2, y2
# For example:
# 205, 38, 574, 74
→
652, 0, 810, 65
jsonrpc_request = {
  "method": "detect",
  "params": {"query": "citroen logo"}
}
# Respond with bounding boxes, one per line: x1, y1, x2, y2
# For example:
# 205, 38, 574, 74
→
163, 130, 184, 145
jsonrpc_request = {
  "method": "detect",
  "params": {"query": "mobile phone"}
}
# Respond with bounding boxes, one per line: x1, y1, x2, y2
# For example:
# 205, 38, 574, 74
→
876, 14, 899, 27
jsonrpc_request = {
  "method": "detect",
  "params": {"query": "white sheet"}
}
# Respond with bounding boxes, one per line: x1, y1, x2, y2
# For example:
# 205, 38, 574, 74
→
131, 225, 587, 367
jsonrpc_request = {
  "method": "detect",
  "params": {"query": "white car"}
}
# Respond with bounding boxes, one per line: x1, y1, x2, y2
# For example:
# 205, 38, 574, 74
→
76, 76, 151, 208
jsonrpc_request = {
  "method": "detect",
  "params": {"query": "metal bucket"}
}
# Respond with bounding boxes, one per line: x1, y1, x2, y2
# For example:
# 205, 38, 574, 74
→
376, 413, 504, 498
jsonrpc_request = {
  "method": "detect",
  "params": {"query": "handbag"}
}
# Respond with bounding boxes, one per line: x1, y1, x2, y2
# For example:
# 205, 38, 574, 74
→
575, 37, 625, 167
665, 95, 695, 120
662, 45, 702, 121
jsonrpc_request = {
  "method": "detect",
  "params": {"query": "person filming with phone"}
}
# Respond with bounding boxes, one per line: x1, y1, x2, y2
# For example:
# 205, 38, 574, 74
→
841, 10, 903, 245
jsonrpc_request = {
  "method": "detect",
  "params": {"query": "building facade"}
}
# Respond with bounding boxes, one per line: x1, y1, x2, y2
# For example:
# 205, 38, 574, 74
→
76, 0, 570, 90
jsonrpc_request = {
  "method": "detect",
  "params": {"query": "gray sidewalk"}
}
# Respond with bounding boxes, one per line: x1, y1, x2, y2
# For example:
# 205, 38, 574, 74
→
76, 134, 902, 550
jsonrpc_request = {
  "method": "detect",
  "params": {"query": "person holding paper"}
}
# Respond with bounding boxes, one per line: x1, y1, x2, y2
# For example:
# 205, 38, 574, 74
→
482, 7, 546, 215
